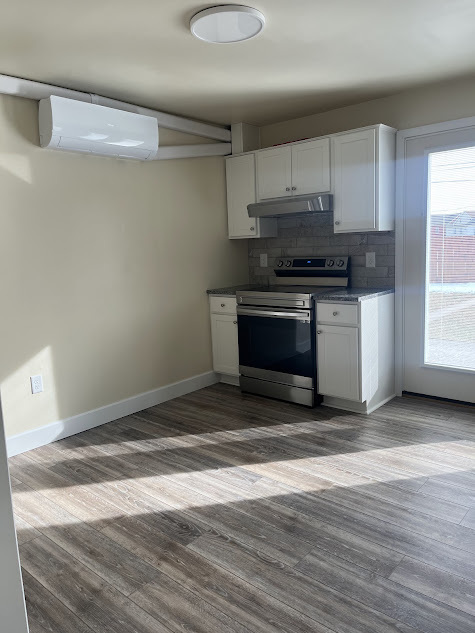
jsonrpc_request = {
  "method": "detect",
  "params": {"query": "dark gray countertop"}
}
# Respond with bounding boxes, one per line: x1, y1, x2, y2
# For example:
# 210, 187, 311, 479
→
207, 285, 394, 301
207, 285, 258, 297
316, 288, 395, 302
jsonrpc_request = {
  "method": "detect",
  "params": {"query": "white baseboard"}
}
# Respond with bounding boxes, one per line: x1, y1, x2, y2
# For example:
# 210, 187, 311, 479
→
366, 394, 396, 414
219, 374, 240, 386
7, 371, 219, 457
322, 393, 396, 415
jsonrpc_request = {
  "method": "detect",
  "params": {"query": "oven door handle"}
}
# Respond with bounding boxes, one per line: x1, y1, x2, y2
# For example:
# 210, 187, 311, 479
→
237, 307, 312, 321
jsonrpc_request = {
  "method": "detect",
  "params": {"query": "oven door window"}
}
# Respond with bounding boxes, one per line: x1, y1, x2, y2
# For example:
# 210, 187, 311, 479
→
238, 314, 315, 378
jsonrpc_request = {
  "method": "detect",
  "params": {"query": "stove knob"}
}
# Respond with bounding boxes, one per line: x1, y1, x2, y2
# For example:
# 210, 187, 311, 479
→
277, 260, 284, 267
337, 259, 345, 267
285, 260, 292, 267
327, 259, 335, 267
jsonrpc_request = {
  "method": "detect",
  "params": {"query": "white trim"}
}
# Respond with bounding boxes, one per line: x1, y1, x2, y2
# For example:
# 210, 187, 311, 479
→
228, 122, 396, 157
395, 131, 406, 396
219, 374, 240, 386
395, 116, 475, 140
322, 393, 395, 415
395, 115, 475, 396
0, 403, 29, 632
6, 371, 218, 457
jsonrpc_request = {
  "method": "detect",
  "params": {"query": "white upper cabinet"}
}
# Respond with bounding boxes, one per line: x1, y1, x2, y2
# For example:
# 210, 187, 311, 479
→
291, 138, 330, 195
332, 125, 395, 233
257, 140, 330, 200
226, 153, 277, 239
226, 153, 257, 237
226, 123, 395, 239
332, 129, 376, 232
257, 146, 292, 200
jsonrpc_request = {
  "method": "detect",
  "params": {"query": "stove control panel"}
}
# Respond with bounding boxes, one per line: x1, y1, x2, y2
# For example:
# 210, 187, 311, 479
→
275, 257, 349, 272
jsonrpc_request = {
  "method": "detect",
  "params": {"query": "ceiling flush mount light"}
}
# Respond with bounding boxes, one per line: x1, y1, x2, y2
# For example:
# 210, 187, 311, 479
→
190, 5, 265, 44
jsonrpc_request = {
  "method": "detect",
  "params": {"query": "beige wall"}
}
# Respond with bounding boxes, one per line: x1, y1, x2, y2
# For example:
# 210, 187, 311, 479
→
260, 75, 475, 147
0, 94, 248, 437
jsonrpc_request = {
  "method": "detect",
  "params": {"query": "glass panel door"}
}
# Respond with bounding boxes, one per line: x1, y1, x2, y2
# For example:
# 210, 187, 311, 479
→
401, 125, 475, 403
425, 147, 475, 372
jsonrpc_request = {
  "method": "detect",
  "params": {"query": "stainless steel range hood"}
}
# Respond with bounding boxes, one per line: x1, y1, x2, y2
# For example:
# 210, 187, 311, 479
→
248, 193, 332, 218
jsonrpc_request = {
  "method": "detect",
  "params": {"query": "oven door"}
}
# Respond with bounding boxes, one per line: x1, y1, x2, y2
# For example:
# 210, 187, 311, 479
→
237, 306, 315, 388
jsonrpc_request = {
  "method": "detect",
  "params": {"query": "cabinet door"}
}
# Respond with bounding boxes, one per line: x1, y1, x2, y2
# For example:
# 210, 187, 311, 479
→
317, 325, 360, 401
291, 138, 330, 195
257, 146, 292, 200
332, 129, 376, 233
211, 314, 239, 376
226, 154, 258, 238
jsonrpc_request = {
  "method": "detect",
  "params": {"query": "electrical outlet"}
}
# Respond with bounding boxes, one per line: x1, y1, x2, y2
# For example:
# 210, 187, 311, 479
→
30, 374, 44, 395
366, 252, 376, 268
259, 253, 268, 268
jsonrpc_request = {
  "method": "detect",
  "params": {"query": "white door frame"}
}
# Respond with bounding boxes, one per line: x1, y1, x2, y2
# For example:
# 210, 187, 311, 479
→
0, 398, 29, 633
395, 115, 475, 395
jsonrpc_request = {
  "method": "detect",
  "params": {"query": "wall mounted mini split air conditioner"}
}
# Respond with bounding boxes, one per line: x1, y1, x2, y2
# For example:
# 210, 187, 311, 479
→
38, 96, 159, 160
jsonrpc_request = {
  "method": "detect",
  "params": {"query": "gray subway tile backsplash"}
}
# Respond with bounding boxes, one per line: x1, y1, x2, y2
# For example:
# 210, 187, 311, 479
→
249, 216, 395, 288
351, 266, 389, 278
348, 244, 388, 256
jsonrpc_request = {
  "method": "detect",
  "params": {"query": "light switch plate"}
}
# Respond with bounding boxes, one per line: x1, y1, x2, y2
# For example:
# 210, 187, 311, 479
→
259, 253, 268, 268
366, 252, 376, 268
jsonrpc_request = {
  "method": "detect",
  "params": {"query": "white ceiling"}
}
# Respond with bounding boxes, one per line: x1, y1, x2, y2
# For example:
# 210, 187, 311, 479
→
2, 1, 475, 126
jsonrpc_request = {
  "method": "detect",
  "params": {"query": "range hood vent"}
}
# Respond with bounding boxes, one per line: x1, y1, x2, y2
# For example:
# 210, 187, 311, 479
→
248, 193, 332, 218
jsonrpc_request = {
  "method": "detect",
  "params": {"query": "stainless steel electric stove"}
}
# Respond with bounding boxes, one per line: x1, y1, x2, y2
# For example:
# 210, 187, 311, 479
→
236, 256, 350, 407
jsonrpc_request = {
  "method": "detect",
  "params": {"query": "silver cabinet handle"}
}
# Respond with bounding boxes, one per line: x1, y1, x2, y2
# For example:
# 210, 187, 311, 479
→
285, 187, 290, 191
317, 330, 322, 334
292, 186, 296, 191
333, 311, 339, 316
221, 303, 226, 307
250, 226, 255, 231
335, 220, 340, 225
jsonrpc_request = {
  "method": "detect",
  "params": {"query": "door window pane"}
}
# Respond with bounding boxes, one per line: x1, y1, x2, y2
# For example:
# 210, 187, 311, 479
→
425, 146, 475, 371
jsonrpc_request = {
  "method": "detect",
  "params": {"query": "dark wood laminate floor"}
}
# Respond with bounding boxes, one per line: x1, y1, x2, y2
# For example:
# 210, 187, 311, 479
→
9, 384, 475, 633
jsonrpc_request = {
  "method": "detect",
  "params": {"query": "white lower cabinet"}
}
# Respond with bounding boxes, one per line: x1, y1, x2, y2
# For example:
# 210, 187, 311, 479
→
317, 325, 360, 401
316, 294, 395, 414
211, 314, 239, 375
209, 297, 239, 381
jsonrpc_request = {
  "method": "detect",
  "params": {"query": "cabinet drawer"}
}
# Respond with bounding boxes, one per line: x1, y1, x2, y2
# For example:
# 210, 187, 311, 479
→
209, 296, 237, 315
317, 302, 359, 326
